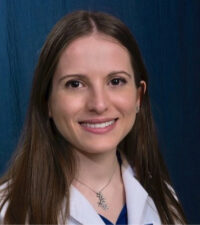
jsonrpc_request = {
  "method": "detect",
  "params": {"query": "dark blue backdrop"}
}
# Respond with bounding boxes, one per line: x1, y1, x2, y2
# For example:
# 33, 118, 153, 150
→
0, 0, 199, 223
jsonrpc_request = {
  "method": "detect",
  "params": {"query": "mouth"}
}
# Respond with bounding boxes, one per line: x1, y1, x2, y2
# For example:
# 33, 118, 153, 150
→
79, 118, 118, 134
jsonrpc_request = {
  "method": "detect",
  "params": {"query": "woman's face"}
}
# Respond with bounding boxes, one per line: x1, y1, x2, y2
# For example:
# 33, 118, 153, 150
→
49, 34, 143, 155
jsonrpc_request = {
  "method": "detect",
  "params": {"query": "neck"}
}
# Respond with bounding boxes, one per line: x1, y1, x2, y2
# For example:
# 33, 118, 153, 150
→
73, 149, 119, 189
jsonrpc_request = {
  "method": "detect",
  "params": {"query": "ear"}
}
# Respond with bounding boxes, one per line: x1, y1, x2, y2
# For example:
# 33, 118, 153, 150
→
140, 80, 146, 94
136, 80, 146, 107
48, 102, 52, 118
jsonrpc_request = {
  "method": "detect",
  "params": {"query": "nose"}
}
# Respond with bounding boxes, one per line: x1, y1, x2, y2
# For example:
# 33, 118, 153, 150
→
87, 87, 109, 114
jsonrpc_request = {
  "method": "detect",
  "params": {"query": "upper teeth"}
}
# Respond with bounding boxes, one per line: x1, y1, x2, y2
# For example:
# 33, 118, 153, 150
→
81, 120, 115, 128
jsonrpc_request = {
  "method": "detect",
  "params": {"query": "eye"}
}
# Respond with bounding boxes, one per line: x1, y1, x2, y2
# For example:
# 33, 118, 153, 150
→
110, 78, 127, 86
65, 80, 83, 88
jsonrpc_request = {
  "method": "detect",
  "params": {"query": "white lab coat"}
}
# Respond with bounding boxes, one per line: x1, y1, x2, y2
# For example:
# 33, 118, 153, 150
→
0, 157, 162, 225
67, 157, 161, 225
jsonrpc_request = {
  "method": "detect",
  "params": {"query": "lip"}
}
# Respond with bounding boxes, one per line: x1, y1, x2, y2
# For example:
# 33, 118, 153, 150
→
79, 118, 118, 134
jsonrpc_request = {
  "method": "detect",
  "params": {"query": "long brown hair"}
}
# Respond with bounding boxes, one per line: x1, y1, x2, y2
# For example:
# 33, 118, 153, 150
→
0, 10, 187, 224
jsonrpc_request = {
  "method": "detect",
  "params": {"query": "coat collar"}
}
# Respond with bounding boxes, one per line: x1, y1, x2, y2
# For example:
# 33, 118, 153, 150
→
121, 157, 148, 224
69, 156, 149, 225
69, 185, 105, 225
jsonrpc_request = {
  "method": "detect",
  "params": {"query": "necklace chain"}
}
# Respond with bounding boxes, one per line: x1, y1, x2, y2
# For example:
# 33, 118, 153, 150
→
75, 160, 118, 210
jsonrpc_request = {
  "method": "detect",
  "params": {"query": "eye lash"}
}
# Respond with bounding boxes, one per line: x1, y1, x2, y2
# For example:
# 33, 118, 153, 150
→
65, 80, 73, 87
110, 77, 127, 86
65, 80, 82, 88
118, 78, 127, 83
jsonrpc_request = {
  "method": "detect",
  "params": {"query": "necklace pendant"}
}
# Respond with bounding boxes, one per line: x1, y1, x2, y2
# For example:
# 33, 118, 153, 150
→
96, 192, 108, 210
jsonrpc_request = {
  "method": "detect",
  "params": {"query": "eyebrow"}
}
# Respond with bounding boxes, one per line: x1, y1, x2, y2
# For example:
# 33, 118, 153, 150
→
58, 70, 132, 83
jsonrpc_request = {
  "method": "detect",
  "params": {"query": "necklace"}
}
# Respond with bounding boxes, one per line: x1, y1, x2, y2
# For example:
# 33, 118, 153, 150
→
75, 160, 117, 210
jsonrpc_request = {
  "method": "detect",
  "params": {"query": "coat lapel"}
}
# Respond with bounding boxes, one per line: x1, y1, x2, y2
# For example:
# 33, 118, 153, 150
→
121, 158, 148, 224
69, 185, 105, 225
68, 156, 159, 225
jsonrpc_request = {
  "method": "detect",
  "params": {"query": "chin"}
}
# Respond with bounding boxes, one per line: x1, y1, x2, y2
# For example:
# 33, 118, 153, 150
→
77, 143, 118, 155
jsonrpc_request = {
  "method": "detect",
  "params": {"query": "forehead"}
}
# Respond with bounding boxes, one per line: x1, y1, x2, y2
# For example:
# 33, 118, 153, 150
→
65, 33, 128, 55
55, 33, 133, 77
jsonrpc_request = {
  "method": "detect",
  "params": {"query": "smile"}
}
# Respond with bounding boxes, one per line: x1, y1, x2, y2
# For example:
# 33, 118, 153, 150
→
81, 120, 115, 128
79, 118, 118, 134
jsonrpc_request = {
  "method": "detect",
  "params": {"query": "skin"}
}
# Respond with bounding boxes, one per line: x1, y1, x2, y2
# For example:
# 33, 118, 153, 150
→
49, 34, 145, 156
48, 33, 146, 222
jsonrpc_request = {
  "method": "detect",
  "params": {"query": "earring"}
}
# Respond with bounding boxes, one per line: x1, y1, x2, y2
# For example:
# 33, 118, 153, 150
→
136, 105, 140, 113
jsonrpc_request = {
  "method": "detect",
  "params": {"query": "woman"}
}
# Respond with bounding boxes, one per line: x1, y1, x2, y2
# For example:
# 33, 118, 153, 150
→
0, 10, 187, 224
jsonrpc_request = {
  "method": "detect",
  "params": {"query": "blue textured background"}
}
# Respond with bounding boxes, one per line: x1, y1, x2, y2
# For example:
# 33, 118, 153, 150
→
0, 0, 199, 223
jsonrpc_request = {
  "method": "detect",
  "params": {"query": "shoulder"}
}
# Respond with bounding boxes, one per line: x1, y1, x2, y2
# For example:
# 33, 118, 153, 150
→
120, 156, 161, 225
0, 182, 9, 223
144, 196, 162, 224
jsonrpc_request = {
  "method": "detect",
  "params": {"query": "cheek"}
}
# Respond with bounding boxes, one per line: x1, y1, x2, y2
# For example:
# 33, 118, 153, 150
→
112, 90, 137, 114
50, 93, 85, 122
